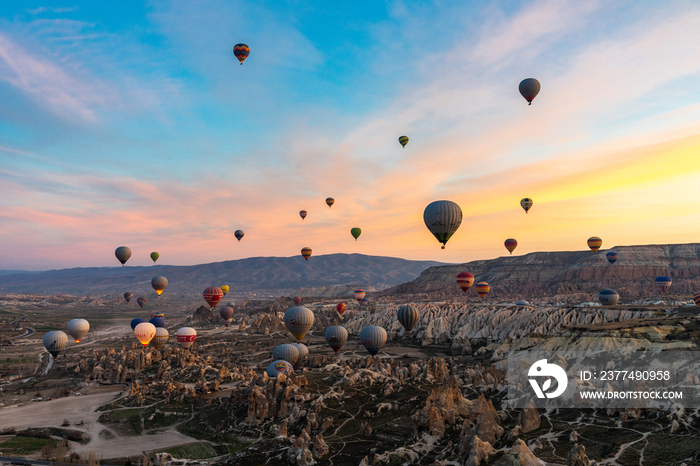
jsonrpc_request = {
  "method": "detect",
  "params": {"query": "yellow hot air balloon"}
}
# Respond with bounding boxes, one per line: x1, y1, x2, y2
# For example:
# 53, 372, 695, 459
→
221, 285, 230, 296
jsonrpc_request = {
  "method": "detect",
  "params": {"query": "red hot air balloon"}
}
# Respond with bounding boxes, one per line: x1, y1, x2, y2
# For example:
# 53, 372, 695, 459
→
456, 272, 474, 293
233, 43, 250, 64
203, 287, 224, 310
336, 303, 347, 315
293, 296, 302, 306
504, 239, 518, 255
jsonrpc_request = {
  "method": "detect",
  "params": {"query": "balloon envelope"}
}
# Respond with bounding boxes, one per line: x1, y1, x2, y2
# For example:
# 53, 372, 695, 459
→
284, 306, 314, 342
130, 318, 145, 330
150, 327, 169, 350
219, 305, 234, 326
587, 237, 603, 253
520, 198, 533, 213
151, 276, 168, 296
693, 292, 700, 306
233, 43, 250, 64
67, 318, 89, 343
203, 287, 224, 309
655, 276, 672, 293
475, 282, 490, 299
519, 78, 541, 104
456, 272, 474, 293
43, 330, 68, 358
176, 327, 197, 349
326, 197, 334, 208
423, 200, 462, 248
293, 296, 302, 306
325, 326, 348, 354
504, 239, 518, 254
397, 305, 419, 332
124, 292, 133, 303
234, 230, 244, 241
301, 247, 312, 261
360, 326, 387, 356
273, 344, 300, 366
606, 251, 618, 264
290, 343, 308, 369
351, 227, 361, 241
354, 289, 365, 302
134, 322, 156, 347
221, 285, 230, 296
149, 316, 165, 328
266, 360, 294, 378
299, 210, 307, 220
598, 289, 619, 305
137, 297, 147, 308
336, 303, 347, 315
150, 252, 159, 263
115, 246, 132, 266
398, 135, 409, 147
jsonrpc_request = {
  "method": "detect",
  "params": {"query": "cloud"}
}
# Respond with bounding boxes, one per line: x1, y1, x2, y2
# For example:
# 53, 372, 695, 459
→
27, 6, 79, 15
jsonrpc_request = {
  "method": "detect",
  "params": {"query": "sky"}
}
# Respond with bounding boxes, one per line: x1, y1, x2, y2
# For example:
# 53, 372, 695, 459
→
1, 0, 700, 270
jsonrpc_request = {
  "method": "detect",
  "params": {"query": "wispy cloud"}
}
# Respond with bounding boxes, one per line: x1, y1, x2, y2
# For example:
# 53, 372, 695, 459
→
27, 6, 79, 15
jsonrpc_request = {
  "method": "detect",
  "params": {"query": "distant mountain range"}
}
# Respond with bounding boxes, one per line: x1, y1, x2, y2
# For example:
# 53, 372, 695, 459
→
0, 254, 445, 297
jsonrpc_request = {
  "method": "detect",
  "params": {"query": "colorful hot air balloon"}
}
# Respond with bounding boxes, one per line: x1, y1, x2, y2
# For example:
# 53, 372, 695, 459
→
150, 252, 159, 263
124, 292, 133, 303
299, 210, 307, 220
267, 360, 294, 378
504, 239, 518, 255
272, 344, 299, 366
130, 318, 145, 330
398, 136, 409, 148
219, 305, 234, 327
293, 296, 302, 306
456, 272, 474, 293
519, 78, 540, 105
353, 289, 365, 302
151, 311, 164, 319
151, 276, 168, 296
149, 316, 165, 328
606, 251, 618, 264
176, 327, 197, 349
326, 197, 334, 208
693, 292, 700, 306
475, 282, 490, 299
221, 285, 230, 296
233, 43, 250, 64
150, 327, 169, 350
598, 289, 619, 305
203, 287, 224, 309
423, 200, 462, 249
137, 297, 147, 308
134, 322, 156, 347
43, 330, 68, 358
397, 305, 419, 332
301, 247, 312, 261
290, 343, 308, 369
115, 246, 131, 266
67, 319, 89, 343
234, 230, 244, 242
360, 326, 387, 356
284, 306, 314, 342
336, 302, 347, 315
587, 237, 603, 254
520, 198, 533, 213
656, 276, 672, 293
324, 326, 348, 354
351, 227, 361, 241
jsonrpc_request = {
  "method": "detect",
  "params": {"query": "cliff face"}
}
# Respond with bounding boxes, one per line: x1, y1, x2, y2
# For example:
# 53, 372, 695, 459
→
385, 244, 700, 298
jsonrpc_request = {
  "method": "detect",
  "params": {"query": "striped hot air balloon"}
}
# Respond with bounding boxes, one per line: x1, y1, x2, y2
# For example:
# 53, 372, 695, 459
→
504, 239, 518, 254
475, 282, 490, 299
587, 237, 603, 253
293, 296, 302, 306
336, 303, 347, 315
423, 200, 462, 249
519, 78, 540, 105
693, 292, 700, 306
301, 247, 312, 261
203, 287, 224, 309
353, 289, 365, 302
398, 136, 409, 148
456, 272, 474, 293
360, 326, 387, 356
397, 305, 419, 332
176, 327, 197, 349
326, 197, 334, 208
233, 43, 250, 64
520, 198, 533, 213
150, 327, 169, 350
606, 251, 618, 264
324, 326, 348, 354
284, 306, 314, 342
655, 276, 672, 293
67, 318, 89, 343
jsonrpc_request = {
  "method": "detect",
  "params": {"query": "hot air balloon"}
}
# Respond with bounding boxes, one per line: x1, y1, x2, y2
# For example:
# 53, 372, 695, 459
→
360, 326, 387, 356
150, 252, 159, 263
43, 330, 68, 358
353, 289, 365, 302
137, 297, 147, 308
336, 303, 347, 315
284, 306, 314, 342
301, 247, 312, 261
219, 305, 234, 327
398, 136, 409, 148
360, 297, 368, 305
475, 282, 490, 299
290, 343, 308, 369
351, 227, 362, 241
176, 327, 197, 349
587, 237, 602, 254
134, 322, 156, 347
504, 239, 518, 255
115, 246, 132, 266
233, 43, 250, 64
693, 292, 700, 306
234, 230, 244, 242
267, 360, 294, 378
221, 285, 230, 296
520, 198, 533, 213
151, 276, 168, 296
130, 318, 145, 330
203, 287, 224, 309
151, 311, 164, 319
325, 326, 348, 354
272, 344, 299, 366
598, 289, 619, 305
516, 300, 530, 306
150, 327, 169, 350
423, 200, 462, 249
397, 305, 419, 332
656, 276, 672, 293
606, 251, 618, 264
67, 319, 89, 343
519, 78, 540, 105
149, 316, 165, 328
300, 210, 307, 220
456, 272, 474, 293
293, 296, 302, 306
326, 197, 334, 208
124, 292, 133, 303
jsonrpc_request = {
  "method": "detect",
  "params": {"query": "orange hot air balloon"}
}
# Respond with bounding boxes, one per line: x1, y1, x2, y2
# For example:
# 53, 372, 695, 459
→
293, 296, 302, 306
336, 303, 347, 315
203, 286, 224, 309
353, 289, 365, 303
301, 247, 312, 261
233, 43, 250, 65
475, 282, 490, 299
504, 239, 518, 255
456, 272, 474, 293
587, 237, 602, 254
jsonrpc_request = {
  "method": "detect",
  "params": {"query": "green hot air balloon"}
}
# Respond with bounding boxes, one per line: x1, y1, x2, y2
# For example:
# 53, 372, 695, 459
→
398, 136, 409, 148
423, 200, 462, 249
150, 252, 159, 263
351, 227, 361, 241
115, 246, 132, 266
